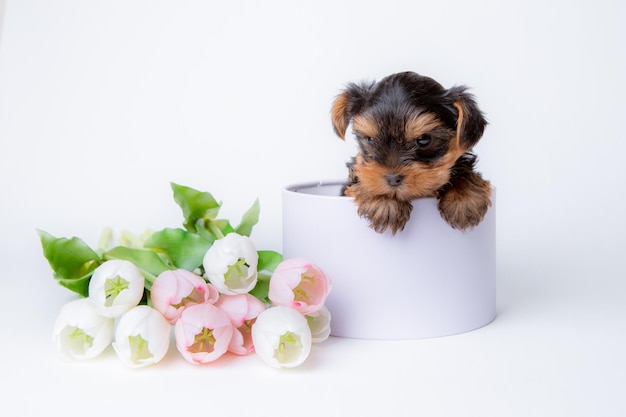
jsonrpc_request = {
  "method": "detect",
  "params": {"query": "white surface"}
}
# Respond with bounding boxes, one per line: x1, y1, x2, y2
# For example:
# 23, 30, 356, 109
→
1, 1, 625, 416
283, 182, 496, 339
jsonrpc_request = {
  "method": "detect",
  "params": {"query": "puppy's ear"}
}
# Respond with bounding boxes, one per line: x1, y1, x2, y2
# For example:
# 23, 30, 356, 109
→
331, 81, 374, 140
447, 86, 487, 149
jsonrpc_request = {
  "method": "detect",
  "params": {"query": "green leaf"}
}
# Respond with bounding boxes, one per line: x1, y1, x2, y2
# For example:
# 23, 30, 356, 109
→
103, 246, 172, 288
235, 198, 260, 237
143, 228, 213, 271
57, 275, 93, 297
193, 222, 219, 243
257, 250, 283, 274
244, 250, 282, 304
211, 219, 235, 236
249, 278, 270, 303
171, 182, 221, 233
37, 230, 102, 297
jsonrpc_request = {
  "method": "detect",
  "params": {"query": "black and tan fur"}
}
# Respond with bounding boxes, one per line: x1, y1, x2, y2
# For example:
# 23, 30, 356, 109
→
331, 71, 491, 234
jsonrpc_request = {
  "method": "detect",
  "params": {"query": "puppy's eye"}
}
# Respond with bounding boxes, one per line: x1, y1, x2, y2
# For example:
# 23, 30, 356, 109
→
366, 137, 375, 144
415, 134, 432, 147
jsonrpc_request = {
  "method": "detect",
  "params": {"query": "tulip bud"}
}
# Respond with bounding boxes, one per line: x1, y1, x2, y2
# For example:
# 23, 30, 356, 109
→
174, 303, 233, 365
215, 293, 266, 355
268, 258, 331, 315
251, 306, 312, 368
203, 233, 258, 295
306, 305, 331, 343
150, 269, 218, 324
88, 260, 145, 318
112, 305, 171, 368
52, 298, 114, 360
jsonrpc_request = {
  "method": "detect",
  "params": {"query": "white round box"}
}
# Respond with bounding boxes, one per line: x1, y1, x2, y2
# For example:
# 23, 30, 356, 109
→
282, 180, 496, 340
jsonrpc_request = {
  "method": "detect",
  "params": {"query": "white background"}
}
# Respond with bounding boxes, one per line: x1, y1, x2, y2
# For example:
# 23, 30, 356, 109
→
1, 1, 625, 416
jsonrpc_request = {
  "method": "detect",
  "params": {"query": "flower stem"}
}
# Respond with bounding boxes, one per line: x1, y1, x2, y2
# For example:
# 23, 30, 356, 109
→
207, 221, 225, 240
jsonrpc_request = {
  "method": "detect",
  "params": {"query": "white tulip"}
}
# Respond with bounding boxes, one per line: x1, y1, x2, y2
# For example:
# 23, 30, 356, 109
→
251, 306, 312, 368
306, 305, 331, 343
88, 260, 145, 318
52, 298, 114, 360
203, 233, 258, 295
112, 305, 171, 368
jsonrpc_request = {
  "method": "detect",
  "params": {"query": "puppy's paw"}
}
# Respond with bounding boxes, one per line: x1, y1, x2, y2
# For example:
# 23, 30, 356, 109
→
356, 197, 412, 234
438, 183, 491, 231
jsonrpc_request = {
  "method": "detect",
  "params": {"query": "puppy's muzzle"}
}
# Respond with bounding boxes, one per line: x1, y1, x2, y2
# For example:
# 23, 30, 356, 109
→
385, 173, 404, 187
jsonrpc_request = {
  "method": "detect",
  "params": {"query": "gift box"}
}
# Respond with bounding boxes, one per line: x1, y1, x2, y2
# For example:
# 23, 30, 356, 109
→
282, 180, 496, 340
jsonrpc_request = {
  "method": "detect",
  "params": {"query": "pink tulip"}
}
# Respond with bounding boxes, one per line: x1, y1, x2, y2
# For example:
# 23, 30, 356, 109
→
215, 293, 266, 355
150, 269, 219, 324
268, 258, 331, 315
174, 303, 233, 365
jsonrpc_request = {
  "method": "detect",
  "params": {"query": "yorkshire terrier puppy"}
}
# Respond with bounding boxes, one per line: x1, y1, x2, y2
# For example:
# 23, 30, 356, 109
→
331, 71, 491, 234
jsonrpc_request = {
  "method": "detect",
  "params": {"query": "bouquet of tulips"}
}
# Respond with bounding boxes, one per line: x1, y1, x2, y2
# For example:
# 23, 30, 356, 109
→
39, 183, 331, 369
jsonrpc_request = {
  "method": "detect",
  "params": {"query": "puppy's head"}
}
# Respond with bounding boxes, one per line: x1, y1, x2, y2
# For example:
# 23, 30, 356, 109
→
332, 71, 487, 201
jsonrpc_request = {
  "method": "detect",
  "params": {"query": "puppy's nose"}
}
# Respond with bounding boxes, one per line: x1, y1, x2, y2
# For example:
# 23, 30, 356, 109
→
385, 173, 404, 187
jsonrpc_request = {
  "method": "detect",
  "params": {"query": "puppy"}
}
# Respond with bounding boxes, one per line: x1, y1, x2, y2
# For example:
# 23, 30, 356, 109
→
331, 71, 491, 234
